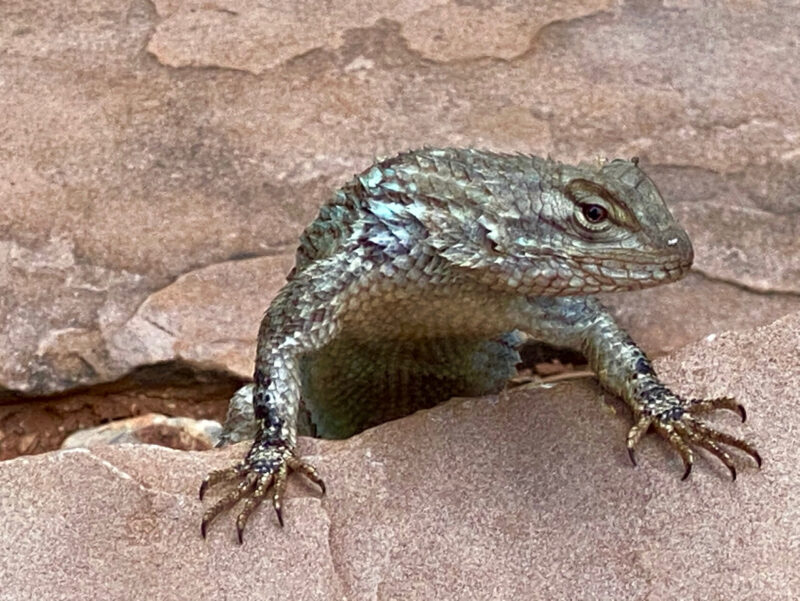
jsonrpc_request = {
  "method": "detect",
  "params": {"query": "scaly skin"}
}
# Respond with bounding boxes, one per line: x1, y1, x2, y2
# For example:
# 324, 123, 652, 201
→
199, 148, 761, 543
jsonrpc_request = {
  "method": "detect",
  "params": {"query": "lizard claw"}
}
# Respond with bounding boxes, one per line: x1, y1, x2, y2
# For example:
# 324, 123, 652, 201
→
200, 443, 325, 543
625, 396, 761, 480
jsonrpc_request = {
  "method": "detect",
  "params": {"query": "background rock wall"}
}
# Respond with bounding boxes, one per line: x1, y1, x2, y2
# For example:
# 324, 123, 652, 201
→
2, 1, 799, 394
2, 2, 800, 599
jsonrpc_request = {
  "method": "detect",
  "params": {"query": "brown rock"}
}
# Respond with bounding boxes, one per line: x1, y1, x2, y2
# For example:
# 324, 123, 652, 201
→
60, 413, 221, 451
147, 1, 612, 72
602, 272, 800, 357
1, 311, 797, 600
108, 255, 294, 380
0, 446, 344, 601
1, 0, 798, 402
674, 201, 800, 294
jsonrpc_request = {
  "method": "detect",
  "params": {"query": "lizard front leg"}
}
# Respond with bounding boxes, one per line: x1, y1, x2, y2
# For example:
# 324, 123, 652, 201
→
199, 347, 324, 542
199, 252, 367, 543
520, 296, 761, 478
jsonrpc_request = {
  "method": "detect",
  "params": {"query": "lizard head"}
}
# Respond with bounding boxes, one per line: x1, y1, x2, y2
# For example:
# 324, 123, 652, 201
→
452, 156, 694, 295
362, 148, 693, 296
540, 157, 694, 293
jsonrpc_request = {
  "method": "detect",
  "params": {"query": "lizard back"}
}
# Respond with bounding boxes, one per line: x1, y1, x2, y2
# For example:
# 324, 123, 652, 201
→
289, 147, 550, 278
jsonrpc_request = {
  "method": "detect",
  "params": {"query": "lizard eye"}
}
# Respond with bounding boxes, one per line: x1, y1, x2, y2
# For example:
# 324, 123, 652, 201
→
565, 179, 618, 235
581, 203, 608, 224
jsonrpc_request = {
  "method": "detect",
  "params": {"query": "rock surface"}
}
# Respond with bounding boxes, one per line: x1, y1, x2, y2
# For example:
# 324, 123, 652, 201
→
60, 412, 221, 451
4, 2, 799, 596
1, 0, 799, 397
1, 310, 798, 601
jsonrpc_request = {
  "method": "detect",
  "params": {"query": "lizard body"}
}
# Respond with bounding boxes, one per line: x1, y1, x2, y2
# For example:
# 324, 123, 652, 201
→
200, 148, 760, 542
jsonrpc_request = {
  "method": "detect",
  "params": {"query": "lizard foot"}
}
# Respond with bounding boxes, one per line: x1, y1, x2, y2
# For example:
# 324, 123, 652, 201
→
199, 442, 325, 543
626, 395, 762, 480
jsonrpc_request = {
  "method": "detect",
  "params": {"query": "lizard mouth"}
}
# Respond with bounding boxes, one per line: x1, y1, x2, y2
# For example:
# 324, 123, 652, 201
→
661, 259, 692, 281
633, 258, 693, 288
566, 251, 692, 292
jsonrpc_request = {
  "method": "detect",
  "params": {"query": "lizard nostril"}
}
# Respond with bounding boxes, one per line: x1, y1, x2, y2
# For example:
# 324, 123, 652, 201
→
679, 233, 694, 267
664, 230, 693, 268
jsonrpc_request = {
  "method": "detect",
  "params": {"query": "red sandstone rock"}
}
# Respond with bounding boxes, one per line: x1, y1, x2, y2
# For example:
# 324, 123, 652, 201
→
1, 311, 798, 600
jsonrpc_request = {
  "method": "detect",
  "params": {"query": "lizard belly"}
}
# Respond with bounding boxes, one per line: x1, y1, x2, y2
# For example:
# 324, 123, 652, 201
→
299, 332, 522, 438
295, 264, 524, 437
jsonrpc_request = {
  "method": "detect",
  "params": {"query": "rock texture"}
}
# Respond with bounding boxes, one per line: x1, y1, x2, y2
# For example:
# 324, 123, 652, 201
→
2, 310, 798, 601
1, 0, 799, 399
4, 3, 798, 596
60, 412, 221, 451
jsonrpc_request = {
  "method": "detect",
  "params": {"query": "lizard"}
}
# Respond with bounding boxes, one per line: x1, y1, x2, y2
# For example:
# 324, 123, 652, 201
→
199, 147, 761, 543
